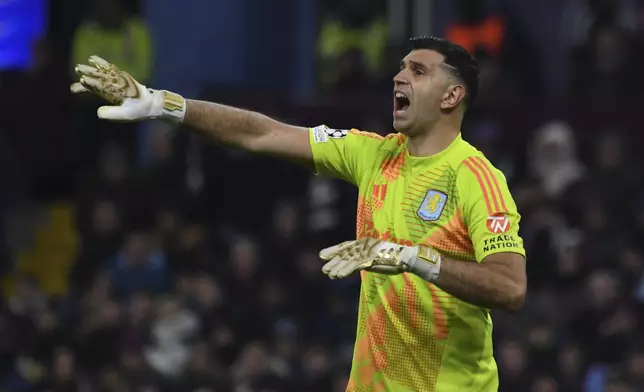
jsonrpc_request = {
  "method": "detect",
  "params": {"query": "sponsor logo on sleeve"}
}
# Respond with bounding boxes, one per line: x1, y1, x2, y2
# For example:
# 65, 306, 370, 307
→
482, 234, 520, 252
486, 213, 510, 234
482, 214, 520, 253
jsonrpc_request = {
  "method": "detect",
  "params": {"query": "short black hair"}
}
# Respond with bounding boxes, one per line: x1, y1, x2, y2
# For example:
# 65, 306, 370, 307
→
409, 36, 480, 107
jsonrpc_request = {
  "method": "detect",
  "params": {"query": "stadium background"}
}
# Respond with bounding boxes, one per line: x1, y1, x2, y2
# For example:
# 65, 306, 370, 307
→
1, 0, 644, 391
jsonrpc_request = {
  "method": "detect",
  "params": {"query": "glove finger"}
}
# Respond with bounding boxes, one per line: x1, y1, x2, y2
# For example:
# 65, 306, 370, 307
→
75, 64, 100, 77
321, 257, 344, 275
88, 55, 112, 70
70, 82, 89, 94
328, 256, 353, 279
97, 105, 136, 122
319, 241, 354, 261
335, 258, 361, 278
80, 75, 103, 91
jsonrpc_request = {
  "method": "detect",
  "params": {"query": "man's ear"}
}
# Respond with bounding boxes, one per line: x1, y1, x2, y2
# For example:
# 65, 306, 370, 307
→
440, 84, 466, 110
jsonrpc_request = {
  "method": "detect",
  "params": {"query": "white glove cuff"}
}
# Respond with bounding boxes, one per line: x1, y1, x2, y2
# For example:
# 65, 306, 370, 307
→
157, 90, 186, 124
406, 245, 441, 283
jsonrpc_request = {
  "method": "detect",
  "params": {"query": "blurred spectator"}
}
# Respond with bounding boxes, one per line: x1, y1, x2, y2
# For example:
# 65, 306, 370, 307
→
71, 199, 123, 294
176, 342, 230, 391
105, 231, 169, 298
122, 292, 153, 349
570, 271, 639, 365
557, 343, 587, 391
36, 347, 80, 392
318, 0, 387, 90
585, 133, 640, 223
118, 349, 160, 390
529, 120, 585, 199
231, 342, 289, 391
473, 48, 515, 105
77, 298, 122, 372
75, 142, 132, 230
144, 297, 199, 378
7, 275, 47, 320
563, 0, 640, 49
296, 346, 334, 391
264, 199, 302, 266
498, 339, 531, 391
570, 22, 644, 99
446, 0, 505, 58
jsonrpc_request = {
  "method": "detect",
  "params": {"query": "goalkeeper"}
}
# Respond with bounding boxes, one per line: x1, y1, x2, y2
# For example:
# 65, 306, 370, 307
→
72, 37, 526, 391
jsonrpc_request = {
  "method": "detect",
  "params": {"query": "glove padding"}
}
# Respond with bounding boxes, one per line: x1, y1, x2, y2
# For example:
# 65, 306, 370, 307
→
319, 238, 442, 282
70, 56, 185, 123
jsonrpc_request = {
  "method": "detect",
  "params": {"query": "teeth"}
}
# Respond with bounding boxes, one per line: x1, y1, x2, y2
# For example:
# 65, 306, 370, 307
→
395, 92, 407, 99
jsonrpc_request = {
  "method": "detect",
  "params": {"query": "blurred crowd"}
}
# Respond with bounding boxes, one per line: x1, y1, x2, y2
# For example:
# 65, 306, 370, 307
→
1, 0, 644, 391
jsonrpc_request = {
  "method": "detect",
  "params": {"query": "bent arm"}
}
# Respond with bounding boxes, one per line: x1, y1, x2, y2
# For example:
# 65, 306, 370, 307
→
448, 156, 527, 311
436, 252, 526, 312
184, 99, 314, 168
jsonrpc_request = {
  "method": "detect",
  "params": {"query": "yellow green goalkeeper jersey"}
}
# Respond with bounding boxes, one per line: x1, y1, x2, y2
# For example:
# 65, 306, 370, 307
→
309, 126, 525, 392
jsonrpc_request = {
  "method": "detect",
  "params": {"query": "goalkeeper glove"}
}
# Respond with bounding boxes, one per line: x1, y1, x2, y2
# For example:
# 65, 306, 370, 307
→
70, 55, 186, 124
319, 238, 442, 282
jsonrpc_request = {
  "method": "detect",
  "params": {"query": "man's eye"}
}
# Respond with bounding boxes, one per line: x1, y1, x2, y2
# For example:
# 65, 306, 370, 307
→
414, 69, 424, 76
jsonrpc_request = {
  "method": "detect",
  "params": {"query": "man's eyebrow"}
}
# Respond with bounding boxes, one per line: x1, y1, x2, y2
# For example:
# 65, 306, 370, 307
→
400, 59, 429, 71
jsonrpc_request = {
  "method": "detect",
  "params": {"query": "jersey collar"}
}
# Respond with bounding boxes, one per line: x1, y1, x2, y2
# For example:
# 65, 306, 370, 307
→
403, 133, 464, 169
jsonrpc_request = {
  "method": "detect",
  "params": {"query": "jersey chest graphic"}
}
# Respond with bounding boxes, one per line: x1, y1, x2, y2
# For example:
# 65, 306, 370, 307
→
360, 169, 457, 247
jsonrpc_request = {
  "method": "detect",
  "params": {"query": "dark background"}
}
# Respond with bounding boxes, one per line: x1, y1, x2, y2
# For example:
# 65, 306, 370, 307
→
1, 0, 644, 391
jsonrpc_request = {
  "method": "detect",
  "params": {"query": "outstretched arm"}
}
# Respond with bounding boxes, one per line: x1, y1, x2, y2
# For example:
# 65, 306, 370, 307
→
71, 56, 314, 168
183, 100, 313, 167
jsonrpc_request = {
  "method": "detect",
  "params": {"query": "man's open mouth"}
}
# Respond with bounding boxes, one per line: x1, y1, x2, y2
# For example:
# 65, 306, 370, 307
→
395, 92, 410, 112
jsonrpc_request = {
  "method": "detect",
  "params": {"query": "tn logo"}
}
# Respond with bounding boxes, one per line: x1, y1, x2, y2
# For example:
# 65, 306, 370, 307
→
486, 214, 511, 233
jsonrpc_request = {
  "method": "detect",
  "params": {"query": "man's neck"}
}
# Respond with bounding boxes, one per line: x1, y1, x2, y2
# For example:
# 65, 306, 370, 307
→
406, 117, 461, 157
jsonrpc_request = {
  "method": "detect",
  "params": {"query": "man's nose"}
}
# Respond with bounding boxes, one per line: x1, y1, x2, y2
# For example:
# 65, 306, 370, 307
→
393, 71, 409, 86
